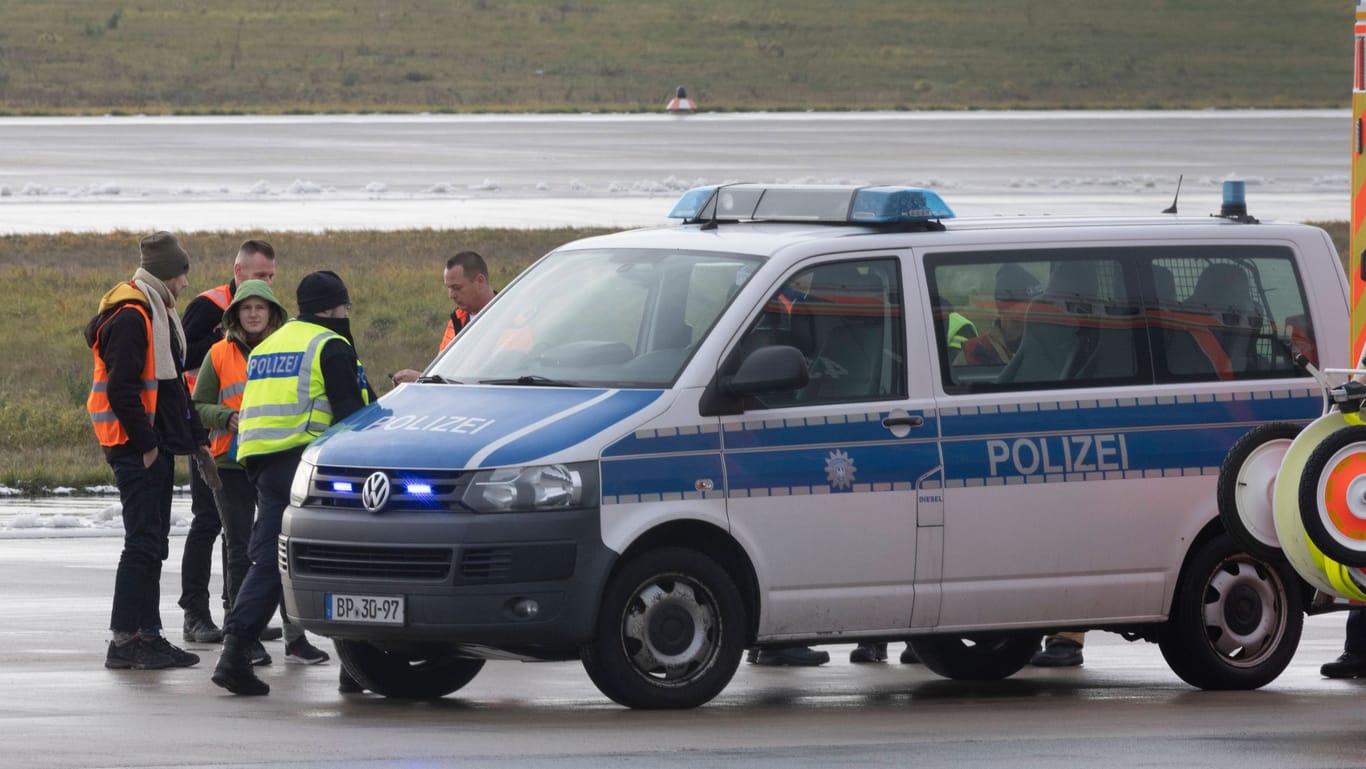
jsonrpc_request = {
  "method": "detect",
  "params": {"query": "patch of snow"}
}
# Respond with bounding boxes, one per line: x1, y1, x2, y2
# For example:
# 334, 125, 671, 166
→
248, 180, 273, 195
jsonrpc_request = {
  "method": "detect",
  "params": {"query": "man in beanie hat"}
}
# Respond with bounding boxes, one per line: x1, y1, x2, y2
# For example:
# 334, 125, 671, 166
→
192, 279, 331, 668
84, 231, 217, 671
178, 239, 279, 646
213, 271, 376, 696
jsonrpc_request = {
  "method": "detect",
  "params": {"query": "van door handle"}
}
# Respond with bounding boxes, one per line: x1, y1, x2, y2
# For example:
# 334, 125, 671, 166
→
882, 415, 924, 428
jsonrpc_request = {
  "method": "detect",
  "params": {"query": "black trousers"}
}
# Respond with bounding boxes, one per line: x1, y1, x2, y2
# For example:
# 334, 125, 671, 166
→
178, 462, 223, 616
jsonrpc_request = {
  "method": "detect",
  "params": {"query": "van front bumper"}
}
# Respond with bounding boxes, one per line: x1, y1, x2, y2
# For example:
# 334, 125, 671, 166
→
280, 503, 615, 654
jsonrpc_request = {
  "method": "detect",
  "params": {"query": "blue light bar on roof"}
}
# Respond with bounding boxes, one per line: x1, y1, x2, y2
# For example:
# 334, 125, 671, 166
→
666, 184, 954, 224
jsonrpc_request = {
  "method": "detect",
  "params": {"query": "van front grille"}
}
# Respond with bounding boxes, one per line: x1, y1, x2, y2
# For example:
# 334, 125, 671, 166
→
291, 542, 453, 581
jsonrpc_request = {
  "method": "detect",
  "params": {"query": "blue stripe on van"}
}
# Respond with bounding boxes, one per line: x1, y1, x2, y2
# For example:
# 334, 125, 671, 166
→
601, 453, 726, 500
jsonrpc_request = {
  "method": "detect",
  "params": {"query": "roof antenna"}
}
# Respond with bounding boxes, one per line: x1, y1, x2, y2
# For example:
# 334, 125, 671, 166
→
1161, 174, 1183, 214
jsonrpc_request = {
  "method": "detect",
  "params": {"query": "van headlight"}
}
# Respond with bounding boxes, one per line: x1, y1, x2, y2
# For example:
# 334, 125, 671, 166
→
289, 455, 316, 507
462, 462, 597, 513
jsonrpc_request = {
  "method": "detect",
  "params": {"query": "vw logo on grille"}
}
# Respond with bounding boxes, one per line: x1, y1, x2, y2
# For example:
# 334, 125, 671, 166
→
361, 471, 391, 513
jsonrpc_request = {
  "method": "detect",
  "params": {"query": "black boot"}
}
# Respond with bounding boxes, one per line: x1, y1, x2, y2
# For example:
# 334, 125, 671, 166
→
183, 611, 224, 644
212, 634, 270, 696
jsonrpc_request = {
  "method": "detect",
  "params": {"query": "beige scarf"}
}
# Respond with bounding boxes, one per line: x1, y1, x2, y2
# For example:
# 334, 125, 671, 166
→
132, 268, 188, 380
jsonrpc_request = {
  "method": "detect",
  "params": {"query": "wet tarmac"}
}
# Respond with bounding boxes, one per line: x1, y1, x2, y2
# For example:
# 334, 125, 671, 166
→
5, 536, 1365, 769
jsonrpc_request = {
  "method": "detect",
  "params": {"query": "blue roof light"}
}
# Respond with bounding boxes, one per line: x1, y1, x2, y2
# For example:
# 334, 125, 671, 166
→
666, 184, 953, 225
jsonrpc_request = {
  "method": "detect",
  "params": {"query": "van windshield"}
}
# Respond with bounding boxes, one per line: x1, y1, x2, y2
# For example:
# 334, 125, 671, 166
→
431, 248, 764, 388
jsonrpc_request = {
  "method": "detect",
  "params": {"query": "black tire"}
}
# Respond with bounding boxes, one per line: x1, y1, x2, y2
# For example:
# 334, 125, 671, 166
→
1217, 422, 1302, 561
1158, 532, 1302, 690
334, 640, 484, 699
908, 633, 1042, 680
581, 546, 746, 709
1298, 424, 1366, 568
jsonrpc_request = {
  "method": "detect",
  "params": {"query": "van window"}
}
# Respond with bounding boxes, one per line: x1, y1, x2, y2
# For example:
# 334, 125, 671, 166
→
731, 258, 905, 407
930, 253, 1142, 392
431, 248, 764, 388
928, 245, 1314, 393
1148, 248, 1313, 381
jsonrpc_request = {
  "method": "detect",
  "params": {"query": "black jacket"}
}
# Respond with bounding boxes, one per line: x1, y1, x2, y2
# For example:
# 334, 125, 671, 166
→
84, 298, 209, 457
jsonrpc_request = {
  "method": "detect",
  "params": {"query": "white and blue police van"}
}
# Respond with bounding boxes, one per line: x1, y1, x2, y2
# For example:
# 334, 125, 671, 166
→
280, 184, 1348, 709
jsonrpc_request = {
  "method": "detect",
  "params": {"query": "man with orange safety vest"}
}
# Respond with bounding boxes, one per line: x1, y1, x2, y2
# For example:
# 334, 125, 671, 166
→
390, 251, 496, 385
84, 231, 218, 671
178, 240, 278, 645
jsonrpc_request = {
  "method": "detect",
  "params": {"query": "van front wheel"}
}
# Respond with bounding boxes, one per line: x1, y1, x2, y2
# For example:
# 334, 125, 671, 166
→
909, 633, 1041, 680
1158, 533, 1302, 690
582, 547, 745, 709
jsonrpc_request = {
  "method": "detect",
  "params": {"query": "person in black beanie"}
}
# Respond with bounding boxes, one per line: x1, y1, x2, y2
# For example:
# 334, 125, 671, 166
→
86, 231, 216, 671
211, 270, 376, 696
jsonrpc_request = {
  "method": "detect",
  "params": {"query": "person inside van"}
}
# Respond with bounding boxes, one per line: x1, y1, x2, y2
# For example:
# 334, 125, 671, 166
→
955, 263, 1040, 366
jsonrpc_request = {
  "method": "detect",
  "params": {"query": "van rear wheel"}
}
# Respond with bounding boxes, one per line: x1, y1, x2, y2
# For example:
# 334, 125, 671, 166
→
1157, 532, 1302, 690
334, 640, 484, 699
909, 633, 1041, 680
581, 546, 745, 709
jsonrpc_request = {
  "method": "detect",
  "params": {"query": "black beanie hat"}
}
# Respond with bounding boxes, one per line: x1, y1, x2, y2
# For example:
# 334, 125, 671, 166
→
139, 231, 191, 281
296, 270, 350, 315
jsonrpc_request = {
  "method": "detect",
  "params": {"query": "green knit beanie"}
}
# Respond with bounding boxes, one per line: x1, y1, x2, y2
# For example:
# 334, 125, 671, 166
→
139, 231, 191, 281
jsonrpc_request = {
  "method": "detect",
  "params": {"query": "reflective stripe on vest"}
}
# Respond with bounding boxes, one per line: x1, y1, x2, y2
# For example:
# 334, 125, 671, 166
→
205, 338, 247, 458
236, 321, 368, 461
185, 283, 232, 393
87, 303, 158, 447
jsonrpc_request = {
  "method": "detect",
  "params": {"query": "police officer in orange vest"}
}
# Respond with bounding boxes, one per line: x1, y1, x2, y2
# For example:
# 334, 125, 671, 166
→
390, 251, 496, 385
178, 240, 278, 644
85, 231, 218, 671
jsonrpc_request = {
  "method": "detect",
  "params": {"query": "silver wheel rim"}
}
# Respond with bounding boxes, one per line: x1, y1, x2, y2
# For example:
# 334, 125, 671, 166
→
1199, 555, 1286, 668
620, 573, 720, 687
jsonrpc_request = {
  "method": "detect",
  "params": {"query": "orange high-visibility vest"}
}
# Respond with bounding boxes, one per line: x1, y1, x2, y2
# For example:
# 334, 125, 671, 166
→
439, 308, 471, 352
87, 302, 158, 447
186, 283, 232, 393
204, 338, 248, 458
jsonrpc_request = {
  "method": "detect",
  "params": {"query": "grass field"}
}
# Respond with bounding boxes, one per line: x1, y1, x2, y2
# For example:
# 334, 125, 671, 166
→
0, 0, 1351, 114
0, 221, 1349, 491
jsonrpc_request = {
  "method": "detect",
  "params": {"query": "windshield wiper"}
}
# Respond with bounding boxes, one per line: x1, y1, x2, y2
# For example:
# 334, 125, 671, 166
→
479, 375, 579, 387
416, 374, 461, 384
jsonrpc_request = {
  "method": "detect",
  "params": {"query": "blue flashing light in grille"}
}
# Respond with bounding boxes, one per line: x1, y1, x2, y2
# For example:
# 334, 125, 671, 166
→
405, 483, 434, 496
332, 481, 354, 493
666, 184, 954, 224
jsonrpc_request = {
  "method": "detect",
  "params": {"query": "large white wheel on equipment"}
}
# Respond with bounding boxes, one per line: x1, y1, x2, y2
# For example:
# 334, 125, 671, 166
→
1217, 422, 1302, 560
1272, 412, 1348, 596
1272, 412, 1366, 601
1299, 424, 1366, 568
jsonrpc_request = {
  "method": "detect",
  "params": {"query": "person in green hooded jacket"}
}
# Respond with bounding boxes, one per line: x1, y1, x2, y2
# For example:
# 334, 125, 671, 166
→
191, 279, 330, 668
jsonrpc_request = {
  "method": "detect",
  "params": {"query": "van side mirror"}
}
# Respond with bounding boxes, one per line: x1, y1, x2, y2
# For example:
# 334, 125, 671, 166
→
699, 345, 809, 416
723, 345, 810, 395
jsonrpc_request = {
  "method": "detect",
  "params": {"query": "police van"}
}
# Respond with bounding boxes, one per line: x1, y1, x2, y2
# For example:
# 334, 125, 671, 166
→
279, 184, 1347, 709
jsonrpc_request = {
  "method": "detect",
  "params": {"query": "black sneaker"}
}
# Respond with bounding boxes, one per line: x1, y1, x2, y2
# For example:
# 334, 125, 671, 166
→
142, 635, 201, 667
105, 639, 174, 670
899, 644, 921, 665
850, 643, 888, 663
1030, 639, 1083, 667
1321, 652, 1366, 679
285, 638, 330, 665
752, 646, 830, 667
183, 614, 224, 644
249, 639, 272, 667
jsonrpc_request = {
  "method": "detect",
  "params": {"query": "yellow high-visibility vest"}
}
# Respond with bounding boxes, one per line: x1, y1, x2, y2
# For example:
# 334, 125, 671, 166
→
236, 320, 368, 461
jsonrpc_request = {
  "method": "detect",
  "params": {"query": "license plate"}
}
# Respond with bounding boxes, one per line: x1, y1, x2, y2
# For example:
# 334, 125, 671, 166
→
325, 593, 405, 625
